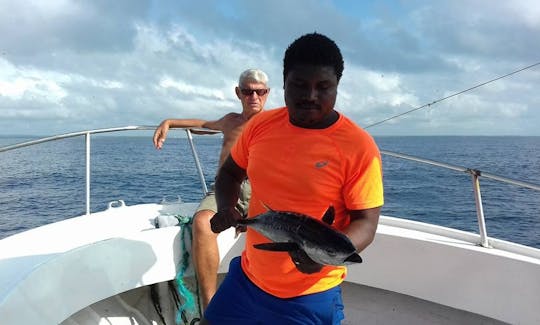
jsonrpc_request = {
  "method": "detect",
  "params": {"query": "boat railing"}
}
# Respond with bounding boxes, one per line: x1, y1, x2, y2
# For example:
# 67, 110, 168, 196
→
381, 150, 540, 247
1, 126, 539, 248
0, 126, 219, 218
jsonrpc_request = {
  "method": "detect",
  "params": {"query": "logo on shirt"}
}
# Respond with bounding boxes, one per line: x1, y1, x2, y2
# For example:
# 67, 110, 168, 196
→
315, 160, 329, 168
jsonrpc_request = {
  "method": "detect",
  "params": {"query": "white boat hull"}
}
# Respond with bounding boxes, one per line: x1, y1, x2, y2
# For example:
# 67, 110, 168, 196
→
1, 202, 539, 324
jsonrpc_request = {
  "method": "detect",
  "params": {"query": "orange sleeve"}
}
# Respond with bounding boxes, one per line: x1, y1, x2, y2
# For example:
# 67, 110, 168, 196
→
342, 131, 384, 210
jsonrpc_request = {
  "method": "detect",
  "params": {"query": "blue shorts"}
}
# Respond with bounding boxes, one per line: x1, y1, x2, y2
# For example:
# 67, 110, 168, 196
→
204, 256, 345, 324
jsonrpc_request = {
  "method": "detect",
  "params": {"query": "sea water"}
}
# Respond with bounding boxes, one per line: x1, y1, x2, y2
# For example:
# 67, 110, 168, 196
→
0, 134, 539, 248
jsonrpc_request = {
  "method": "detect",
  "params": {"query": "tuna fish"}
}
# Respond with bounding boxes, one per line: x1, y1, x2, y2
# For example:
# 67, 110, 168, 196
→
237, 206, 362, 273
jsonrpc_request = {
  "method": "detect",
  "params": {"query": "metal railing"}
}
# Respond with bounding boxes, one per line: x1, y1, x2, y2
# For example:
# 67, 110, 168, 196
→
381, 150, 540, 247
0, 126, 218, 216
2, 126, 539, 248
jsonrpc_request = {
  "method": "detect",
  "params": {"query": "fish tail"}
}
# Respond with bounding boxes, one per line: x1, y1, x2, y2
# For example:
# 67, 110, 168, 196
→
260, 201, 275, 212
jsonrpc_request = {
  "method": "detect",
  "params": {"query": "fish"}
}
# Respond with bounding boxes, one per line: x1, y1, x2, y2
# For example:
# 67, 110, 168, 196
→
237, 206, 362, 274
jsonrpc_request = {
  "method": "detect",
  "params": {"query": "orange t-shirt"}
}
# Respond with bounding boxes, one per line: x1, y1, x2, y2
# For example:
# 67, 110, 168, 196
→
230, 107, 384, 298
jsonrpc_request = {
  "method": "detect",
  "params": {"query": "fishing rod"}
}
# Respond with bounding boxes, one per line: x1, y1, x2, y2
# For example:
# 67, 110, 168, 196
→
364, 61, 540, 129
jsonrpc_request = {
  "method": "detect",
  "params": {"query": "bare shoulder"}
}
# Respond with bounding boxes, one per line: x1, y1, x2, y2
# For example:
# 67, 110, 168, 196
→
204, 113, 241, 130
222, 112, 242, 120
213, 112, 241, 124
221, 112, 246, 127
221, 113, 249, 137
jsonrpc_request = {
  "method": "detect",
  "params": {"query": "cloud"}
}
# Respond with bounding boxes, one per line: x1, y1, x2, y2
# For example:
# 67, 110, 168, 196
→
0, 0, 147, 59
0, 0, 539, 136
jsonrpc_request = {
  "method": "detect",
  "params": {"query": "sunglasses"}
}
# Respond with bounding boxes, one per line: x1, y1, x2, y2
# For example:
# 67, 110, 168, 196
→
240, 88, 269, 96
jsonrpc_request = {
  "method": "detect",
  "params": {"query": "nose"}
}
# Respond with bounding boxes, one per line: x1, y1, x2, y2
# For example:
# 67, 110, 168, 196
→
305, 87, 318, 101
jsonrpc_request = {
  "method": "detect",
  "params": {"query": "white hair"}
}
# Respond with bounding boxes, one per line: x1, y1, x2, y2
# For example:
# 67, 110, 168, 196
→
238, 69, 269, 87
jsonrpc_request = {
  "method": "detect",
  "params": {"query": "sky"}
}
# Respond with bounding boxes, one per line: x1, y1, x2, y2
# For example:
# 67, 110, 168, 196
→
0, 0, 539, 137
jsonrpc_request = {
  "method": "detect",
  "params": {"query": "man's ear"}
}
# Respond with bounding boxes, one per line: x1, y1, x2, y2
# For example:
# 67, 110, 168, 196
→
235, 86, 241, 99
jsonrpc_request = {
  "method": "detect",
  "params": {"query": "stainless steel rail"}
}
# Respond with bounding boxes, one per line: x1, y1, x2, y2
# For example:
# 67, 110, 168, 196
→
381, 150, 540, 247
1, 127, 539, 248
0, 126, 219, 215
381, 150, 540, 191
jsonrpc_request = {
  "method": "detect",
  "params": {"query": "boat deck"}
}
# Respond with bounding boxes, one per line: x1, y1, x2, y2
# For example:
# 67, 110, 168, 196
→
63, 276, 507, 325
341, 281, 506, 325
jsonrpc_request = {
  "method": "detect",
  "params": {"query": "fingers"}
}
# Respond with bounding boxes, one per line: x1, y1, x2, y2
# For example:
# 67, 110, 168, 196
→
153, 123, 169, 149
152, 130, 163, 149
210, 213, 232, 233
234, 225, 247, 238
210, 209, 241, 233
155, 137, 165, 149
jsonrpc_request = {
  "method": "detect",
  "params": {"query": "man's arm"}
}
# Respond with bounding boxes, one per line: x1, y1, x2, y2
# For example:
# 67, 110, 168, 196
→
153, 118, 224, 149
210, 155, 247, 233
342, 207, 381, 252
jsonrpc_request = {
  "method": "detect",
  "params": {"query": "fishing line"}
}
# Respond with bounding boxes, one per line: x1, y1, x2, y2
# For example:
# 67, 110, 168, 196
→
364, 61, 540, 129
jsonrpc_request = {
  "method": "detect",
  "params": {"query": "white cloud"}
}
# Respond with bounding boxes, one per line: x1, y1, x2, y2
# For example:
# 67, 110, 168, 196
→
0, 0, 539, 136
0, 59, 67, 105
0, 77, 67, 101
159, 77, 226, 100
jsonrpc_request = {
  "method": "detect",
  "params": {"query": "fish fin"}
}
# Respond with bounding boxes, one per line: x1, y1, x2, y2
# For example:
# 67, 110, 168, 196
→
259, 201, 275, 212
253, 242, 299, 252
288, 249, 324, 274
344, 253, 363, 264
322, 205, 335, 225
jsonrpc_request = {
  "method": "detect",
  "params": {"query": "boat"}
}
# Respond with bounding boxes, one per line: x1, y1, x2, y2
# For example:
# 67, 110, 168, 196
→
1, 126, 539, 325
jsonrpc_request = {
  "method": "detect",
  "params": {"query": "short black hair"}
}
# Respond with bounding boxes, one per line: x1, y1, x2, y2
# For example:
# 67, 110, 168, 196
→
283, 32, 344, 82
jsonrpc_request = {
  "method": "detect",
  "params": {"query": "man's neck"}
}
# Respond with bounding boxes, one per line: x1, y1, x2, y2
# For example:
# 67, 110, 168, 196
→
242, 111, 255, 121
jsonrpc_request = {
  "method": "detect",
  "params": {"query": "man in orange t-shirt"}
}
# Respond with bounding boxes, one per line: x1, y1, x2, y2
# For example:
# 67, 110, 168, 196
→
205, 33, 384, 324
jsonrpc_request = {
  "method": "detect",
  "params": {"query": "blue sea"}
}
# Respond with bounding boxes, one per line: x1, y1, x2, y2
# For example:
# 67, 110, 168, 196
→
1, 134, 539, 248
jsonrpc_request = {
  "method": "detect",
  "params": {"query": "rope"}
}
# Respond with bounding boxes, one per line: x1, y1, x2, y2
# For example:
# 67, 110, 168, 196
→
174, 215, 201, 325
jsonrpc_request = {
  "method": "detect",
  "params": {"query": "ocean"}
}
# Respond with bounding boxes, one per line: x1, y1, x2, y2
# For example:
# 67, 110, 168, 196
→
1, 134, 539, 248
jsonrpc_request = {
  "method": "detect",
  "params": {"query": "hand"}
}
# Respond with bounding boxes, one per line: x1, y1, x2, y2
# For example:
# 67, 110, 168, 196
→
153, 121, 170, 149
210, 208, 242, 233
